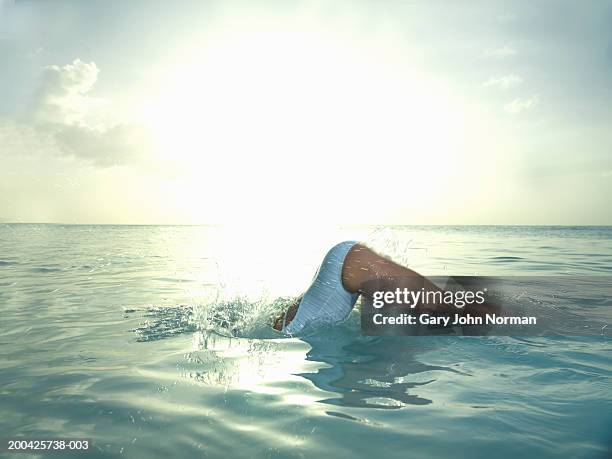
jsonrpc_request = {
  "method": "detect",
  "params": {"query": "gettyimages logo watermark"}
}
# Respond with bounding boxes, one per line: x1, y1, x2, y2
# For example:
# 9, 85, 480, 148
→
360, 276, 612, 337
371, 286, 487, 309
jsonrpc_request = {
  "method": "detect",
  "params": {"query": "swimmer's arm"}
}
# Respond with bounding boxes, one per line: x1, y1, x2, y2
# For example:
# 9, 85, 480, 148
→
343, 245, 496, 316
342, 245, 455, 313
272, 296, 302, 331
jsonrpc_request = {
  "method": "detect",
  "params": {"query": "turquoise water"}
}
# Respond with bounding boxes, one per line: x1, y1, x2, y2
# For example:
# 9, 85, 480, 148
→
1, 225, 611, 458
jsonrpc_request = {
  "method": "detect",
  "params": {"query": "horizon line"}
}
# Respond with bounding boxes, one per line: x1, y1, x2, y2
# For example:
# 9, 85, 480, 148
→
2, 222, 612, 228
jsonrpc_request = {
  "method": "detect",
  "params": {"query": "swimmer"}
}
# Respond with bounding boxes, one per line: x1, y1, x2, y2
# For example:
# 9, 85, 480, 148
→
273, 241, 496, 334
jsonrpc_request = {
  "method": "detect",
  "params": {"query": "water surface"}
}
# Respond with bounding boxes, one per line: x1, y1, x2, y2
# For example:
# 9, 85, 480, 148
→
1, 225, 611, 458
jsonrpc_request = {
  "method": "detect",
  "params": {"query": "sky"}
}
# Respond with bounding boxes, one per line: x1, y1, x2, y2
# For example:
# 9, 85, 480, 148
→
0, 0, 611, 225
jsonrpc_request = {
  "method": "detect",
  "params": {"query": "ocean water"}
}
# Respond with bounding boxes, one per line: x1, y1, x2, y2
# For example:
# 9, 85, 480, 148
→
1, 224, 611, 459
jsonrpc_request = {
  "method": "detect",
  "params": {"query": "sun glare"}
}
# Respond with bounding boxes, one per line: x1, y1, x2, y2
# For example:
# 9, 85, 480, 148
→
136, 20, 467, 223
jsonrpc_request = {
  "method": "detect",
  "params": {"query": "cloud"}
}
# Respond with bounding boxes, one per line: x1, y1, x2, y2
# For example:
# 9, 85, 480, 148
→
43, 59, 99, 95
483, 74, 524, 90
1, 59, 153, 167
504, 96, 539, 114
55, 123, 152, 167
32, 59, 106, 126
0, 120, 52, 153
483, 46, 516, 59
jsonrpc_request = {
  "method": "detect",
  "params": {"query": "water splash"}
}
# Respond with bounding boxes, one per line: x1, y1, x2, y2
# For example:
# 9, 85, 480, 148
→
128, 294, 297, 342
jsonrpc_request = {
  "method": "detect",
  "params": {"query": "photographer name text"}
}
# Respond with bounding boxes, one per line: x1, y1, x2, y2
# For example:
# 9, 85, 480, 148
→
372, 313, 537, 326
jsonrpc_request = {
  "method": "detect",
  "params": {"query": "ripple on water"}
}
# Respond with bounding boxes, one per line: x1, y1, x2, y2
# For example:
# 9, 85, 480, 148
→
2, 224, 612, 459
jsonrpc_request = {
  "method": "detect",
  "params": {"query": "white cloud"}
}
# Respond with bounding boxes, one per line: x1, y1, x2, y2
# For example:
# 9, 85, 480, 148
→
504, 96, 539, 114
483, 46, 516, 59
483, 74, 523, 90
32, 59, 106, 126
1, 59, 153, 167
55, 123, 152, 167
